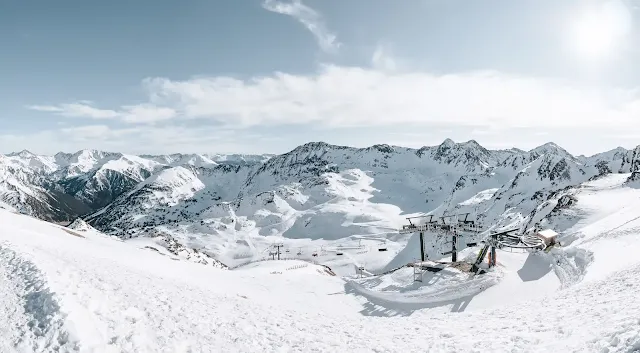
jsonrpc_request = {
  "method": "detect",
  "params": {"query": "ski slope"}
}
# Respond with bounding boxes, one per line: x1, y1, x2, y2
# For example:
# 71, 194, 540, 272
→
554, 173, 640, 284
2, 173, 640, 352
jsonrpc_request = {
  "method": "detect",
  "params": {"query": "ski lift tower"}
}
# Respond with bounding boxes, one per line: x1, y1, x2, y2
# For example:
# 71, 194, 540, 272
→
399, 212, 480, 263
399, 215, 435, 262
271, 243, 284, 260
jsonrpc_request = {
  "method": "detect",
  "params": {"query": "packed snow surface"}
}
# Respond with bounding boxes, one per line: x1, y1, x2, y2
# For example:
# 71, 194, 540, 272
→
2, 172, 640, 352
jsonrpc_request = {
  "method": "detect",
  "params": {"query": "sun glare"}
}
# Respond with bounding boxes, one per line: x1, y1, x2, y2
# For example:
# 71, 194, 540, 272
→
573, 13, 617, 56
570, 0, 631, 59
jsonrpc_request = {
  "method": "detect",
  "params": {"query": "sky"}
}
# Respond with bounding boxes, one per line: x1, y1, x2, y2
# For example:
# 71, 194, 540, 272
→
1, 0, 640, 156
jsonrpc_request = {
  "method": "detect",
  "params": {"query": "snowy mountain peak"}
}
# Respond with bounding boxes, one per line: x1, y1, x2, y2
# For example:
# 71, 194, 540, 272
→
123, 166, 206, 208
2, 149, 59, 174
7, 149, 37, 158
434, 138, 483, 153
439, 138, 456, 148
430, 138, 493, 170
535, 142, 561, 149
368, 144, 395, 154
528, 142, 575, 161
292, 141, 339, 154
100, 154, 162, 174
459, 139, 483, 149
52, 149, 122, 175
54, 151, 73, 162
146, 166, 201, 187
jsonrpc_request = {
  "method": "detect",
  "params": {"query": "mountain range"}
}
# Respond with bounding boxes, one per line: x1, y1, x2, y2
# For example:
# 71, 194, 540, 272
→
2, 139, 639, 266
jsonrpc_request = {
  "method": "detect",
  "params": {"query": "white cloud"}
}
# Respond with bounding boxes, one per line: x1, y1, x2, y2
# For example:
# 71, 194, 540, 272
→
28, 102, 176, 124
262, 0, 341, 53
27, 105, 64, 113
120, 104, 177, 123
136, 66, 640, 130
60, 125, 113, 138
28, 103, 119, 119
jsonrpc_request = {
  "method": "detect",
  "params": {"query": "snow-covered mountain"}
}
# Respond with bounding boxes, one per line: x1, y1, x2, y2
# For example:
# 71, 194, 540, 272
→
0, 149, 269, 223
3, 174, 640, 351
3, 140, 640, 265
0, 153, 90, 221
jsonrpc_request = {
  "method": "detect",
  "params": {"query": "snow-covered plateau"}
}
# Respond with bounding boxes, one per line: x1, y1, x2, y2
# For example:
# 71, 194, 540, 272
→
2, 140, 640, 352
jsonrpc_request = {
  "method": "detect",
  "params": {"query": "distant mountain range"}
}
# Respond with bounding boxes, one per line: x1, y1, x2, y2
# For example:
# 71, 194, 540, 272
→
2, 140, 639, 265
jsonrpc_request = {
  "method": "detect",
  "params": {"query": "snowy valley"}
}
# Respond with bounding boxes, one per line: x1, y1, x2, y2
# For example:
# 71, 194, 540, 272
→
2, 140, 640, 351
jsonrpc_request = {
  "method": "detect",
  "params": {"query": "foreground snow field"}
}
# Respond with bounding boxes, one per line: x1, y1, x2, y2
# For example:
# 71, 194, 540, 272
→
2, 174, 640, 352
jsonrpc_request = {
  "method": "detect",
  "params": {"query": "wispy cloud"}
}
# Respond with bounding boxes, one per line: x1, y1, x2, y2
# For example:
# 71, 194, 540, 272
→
262, 0, 341, 53
371, 44, 397, 71
119, 104, 177, 124
28, 103, 119, 119
28, 102, 176, 124
0, 124, 267, 155
59, 125, 113, 138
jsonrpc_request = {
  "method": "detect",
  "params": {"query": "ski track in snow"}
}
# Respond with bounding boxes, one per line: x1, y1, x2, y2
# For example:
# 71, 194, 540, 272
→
0, 242, 78, 353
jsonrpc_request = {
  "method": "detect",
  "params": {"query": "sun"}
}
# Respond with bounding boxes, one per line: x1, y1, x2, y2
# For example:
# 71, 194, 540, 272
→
570, 1, 632, 59
573, 13, 617, 56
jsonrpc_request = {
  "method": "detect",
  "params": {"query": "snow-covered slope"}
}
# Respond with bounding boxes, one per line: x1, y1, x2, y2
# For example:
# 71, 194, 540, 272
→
2, 186, 640, 352
3, 140, 640, 266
